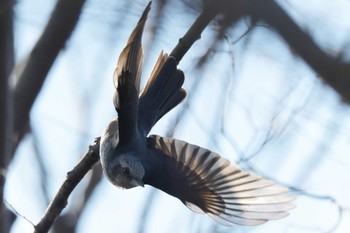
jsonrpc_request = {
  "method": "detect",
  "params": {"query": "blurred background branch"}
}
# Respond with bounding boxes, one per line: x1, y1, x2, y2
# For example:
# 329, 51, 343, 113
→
12, 0, 86, 152
248, 0, 350, 102
0, 0, 16, 232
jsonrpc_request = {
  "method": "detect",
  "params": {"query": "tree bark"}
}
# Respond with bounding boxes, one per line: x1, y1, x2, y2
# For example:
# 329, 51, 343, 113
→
0, 0, 16, 232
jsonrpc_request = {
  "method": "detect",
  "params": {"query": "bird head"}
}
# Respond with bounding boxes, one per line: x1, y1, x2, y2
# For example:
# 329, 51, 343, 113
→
100, 118, 145, 189
109, 154, 145, 189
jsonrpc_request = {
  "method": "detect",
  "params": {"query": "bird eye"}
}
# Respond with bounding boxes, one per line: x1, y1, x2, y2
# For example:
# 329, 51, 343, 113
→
122, 167, 130, 175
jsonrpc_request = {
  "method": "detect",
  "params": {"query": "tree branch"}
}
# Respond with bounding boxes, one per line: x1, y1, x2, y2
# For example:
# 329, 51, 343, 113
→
0, 0, 16, 232
33, 141, 100, 233
170, 1, 220, 62
176, 0, 350, 102
248, 0, 350, 102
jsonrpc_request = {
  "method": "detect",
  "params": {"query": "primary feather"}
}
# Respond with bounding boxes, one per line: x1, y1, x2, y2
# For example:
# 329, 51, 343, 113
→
147, 135, 295, 226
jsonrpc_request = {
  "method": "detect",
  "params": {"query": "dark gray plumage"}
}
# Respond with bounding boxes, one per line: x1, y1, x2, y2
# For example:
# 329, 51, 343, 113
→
100, 1, 294, 226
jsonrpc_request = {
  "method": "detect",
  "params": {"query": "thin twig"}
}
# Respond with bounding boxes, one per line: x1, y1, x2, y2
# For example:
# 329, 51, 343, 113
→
4, 200, 35, 227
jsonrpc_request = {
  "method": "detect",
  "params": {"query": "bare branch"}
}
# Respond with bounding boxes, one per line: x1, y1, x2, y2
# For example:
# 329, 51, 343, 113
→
33, 140, 100, 233
179, 0, 350, 102
4, 200, 34, 227
0, 0, 15, 232
248, 0, 350, 102
170, 1, 219, 62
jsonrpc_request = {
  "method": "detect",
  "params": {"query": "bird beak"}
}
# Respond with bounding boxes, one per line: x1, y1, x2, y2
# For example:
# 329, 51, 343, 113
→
131, 178, 144, 188
137, 179, 145, 188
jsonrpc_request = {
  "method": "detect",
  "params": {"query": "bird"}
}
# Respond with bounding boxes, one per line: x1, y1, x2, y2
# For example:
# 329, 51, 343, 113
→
100, 1, 295, 226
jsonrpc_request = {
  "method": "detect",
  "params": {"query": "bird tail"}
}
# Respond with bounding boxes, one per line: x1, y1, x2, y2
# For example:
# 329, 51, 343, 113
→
138, 51, 187, 136
113, 1, 151, 112
112, 2, 151, 142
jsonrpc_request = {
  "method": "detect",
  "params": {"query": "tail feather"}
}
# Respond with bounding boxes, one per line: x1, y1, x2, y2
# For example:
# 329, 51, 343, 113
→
113, 1, 151, 111
112, 1, 151, 143
138, 51, 186, 136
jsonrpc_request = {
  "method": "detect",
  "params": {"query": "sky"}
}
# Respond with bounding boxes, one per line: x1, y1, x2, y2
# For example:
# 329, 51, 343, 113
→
5, 0, 350, 232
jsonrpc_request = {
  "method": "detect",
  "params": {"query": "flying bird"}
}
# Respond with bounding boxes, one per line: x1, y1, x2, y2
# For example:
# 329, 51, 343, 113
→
100, 1, 294, 226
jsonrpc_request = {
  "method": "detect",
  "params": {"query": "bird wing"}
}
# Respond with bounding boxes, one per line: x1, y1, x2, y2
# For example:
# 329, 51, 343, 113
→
113, 2, 151, 143
138, 52, 186, 136
147, 135, 295, 226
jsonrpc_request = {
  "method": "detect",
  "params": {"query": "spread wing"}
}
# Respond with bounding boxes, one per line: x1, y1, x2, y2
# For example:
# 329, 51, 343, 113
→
146, 135, 295, 226
113, 2, 151, 143
138, 51, 186, 136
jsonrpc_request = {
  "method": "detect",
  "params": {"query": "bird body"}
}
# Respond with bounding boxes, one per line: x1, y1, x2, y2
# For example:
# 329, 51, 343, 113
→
100, 1, 294, 226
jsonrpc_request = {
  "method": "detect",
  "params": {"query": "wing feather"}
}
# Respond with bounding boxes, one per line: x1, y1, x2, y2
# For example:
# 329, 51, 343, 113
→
149, 135, 295, 226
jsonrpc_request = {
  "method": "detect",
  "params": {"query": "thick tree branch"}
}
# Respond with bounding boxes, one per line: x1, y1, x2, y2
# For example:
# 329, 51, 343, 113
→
0, 0, 16, 232
33, 141, 100, 233
12, 0, 86, 152
248, 0, 350, 102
